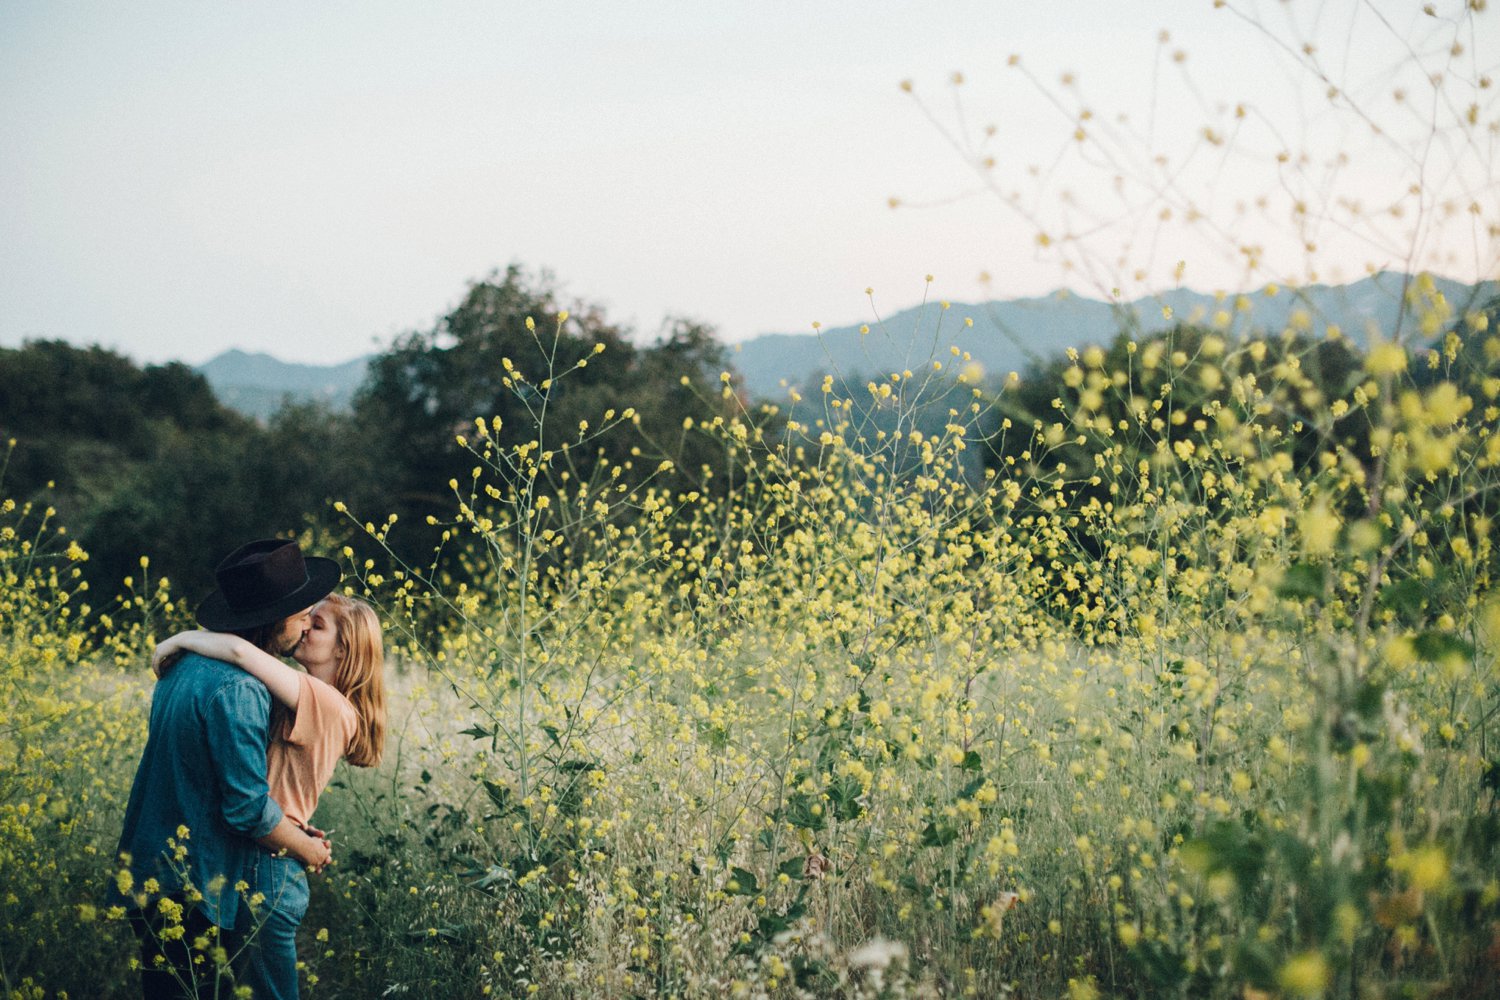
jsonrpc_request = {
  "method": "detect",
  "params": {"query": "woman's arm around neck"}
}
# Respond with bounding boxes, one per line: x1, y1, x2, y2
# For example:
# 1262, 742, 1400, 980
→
152, 630, 305, 710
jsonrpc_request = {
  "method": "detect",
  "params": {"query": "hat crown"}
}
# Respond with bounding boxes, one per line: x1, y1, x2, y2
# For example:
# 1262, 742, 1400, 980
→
195, 538, 340, 632
216, 540, 310, 613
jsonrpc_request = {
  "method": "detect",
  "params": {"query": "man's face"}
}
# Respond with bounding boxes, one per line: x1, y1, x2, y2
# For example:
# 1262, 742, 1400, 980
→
273, 606, 316, 656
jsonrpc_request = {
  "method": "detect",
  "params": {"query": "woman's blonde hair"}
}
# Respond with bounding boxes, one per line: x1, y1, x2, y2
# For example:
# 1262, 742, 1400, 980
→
321, 594, 387, 767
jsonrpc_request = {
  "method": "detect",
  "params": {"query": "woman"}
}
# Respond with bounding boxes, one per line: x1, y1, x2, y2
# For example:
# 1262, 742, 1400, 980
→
152, 593, 387, 1000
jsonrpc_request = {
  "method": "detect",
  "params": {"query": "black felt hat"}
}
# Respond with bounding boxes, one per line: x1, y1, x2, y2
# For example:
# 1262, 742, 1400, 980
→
194, 539, 341, 631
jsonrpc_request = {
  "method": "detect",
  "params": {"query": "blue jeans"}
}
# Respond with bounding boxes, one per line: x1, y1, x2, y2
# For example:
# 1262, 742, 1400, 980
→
239, 854, 310, 1000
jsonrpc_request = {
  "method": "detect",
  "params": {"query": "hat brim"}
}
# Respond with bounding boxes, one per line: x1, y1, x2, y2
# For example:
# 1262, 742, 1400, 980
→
194, 557, 343, 631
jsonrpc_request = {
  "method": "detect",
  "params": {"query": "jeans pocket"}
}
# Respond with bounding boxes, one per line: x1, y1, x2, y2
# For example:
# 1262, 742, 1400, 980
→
257, 854, 310, 923
276, 857, 311, 922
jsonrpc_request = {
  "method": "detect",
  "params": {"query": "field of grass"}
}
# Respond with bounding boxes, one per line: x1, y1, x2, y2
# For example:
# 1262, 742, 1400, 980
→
3, 283, 1499, 998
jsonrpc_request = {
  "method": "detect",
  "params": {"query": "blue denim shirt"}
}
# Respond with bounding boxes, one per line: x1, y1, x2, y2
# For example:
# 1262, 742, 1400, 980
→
115, 653, 284, 929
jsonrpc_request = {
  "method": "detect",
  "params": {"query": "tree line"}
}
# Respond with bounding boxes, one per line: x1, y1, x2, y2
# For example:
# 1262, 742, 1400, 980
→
2, 264, 1494, 607
0, 266, 736, 598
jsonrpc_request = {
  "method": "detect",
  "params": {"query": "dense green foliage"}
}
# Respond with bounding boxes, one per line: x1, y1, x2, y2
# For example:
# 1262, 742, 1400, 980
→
0, 340, 362, 596
0, 266, 741, 601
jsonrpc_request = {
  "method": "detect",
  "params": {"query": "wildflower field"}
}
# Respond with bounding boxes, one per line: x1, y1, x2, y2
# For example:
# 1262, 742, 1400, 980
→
4, 271, 1500, 999
5, 5, 1500, 998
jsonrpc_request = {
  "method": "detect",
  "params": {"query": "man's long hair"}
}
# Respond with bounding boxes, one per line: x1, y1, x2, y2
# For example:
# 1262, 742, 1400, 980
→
228, 619, 289, 656
228, 617, 298, 737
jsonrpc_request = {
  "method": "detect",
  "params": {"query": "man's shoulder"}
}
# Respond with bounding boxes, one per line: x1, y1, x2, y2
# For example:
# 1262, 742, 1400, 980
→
168, 652, 266, 693
150, 652, 270, 730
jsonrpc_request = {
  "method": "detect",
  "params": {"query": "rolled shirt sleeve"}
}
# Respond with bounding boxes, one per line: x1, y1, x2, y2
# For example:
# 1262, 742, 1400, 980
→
204, 680, 284, 838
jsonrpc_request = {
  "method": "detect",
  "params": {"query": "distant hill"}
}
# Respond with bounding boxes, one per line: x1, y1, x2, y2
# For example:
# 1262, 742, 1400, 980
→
729, 271, 1499, 398
196, 349, 371, 421
197, 273, 1498, 417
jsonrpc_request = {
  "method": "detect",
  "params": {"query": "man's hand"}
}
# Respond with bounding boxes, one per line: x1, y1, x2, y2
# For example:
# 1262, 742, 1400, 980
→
300, 825, 333, 873
296, 831, 333, 873
257, 816, 332, 873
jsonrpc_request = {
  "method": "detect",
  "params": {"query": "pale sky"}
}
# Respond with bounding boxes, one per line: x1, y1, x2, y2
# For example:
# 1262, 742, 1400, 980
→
2, 1, 1494, 365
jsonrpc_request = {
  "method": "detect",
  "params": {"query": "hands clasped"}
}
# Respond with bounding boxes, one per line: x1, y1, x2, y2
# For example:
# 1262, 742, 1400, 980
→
297, 826, 333, 873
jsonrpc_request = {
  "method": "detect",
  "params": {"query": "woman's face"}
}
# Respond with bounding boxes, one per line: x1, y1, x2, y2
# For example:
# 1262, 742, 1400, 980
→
293, 603, 340, 678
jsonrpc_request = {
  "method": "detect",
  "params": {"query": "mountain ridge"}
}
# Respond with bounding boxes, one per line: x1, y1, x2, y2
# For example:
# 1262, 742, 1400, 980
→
727, 271, 1498, 397
197, 349, 370, 421
196, 272, 1499, 417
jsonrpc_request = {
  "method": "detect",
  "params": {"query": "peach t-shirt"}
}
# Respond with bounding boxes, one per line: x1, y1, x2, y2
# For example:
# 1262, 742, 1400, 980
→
266, 673, 358, 828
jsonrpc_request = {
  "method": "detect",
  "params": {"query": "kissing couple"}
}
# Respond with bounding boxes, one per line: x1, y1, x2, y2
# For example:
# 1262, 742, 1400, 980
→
115, 539, 387, 999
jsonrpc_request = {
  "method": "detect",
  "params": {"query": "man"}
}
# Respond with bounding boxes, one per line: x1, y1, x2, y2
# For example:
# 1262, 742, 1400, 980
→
116, 539, 340, 999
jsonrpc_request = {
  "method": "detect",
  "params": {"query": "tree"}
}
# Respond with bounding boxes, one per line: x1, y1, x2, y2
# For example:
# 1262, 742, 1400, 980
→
0, 340, 367, 597
348, 265, 737, 560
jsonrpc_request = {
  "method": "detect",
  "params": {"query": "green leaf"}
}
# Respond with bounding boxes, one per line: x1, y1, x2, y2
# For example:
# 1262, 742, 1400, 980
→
727, 866, 759, 896
469, 865, 514, 890
827, 775, 865, 821
1129, 937, 1189, 989
1234, 939, 1278, 989
458, 724, 493, 740
957, 775, 987, 801
1353, 678, 1387, 721
697, 719, 730, 751
1356, 769, 1402, 825
1182, 820, 1265, 890
482, 779, 522, 818
793, 955, 834, 990
785, 792, 826, 832
921, 821, 958, 848
1276, 562, 1324, 601
961, 749, 983, 772
1412, 630, 1474, 663
1377, 577, 1427, 621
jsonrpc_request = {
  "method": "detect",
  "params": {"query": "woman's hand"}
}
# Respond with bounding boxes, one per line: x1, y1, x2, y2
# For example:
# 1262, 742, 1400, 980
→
150, 633, 192, 679
295, 830, 333, 873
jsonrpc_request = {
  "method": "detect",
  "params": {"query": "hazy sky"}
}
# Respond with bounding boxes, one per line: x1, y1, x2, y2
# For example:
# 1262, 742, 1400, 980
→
2, 2, 1493, 365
